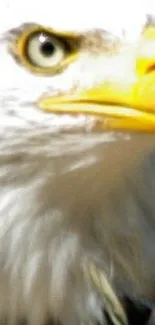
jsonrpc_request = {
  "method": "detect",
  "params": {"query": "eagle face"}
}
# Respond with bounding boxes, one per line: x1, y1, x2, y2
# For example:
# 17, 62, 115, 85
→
1, 4, 155, 325
2, 16, 155, 138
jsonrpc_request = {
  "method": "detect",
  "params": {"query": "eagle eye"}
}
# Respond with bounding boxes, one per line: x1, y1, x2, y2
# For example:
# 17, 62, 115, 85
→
25, 31, 67, 68
11, 25, 81, 75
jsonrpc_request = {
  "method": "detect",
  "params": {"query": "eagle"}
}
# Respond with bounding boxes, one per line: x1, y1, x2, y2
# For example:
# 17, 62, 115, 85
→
0, 1, 155, 325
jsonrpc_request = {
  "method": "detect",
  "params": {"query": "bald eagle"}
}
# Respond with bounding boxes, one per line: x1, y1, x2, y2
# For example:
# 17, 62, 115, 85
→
1, 1, 155, 325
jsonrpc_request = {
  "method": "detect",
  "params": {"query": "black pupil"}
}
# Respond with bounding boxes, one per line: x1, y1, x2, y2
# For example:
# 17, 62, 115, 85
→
40, 38, 56, 57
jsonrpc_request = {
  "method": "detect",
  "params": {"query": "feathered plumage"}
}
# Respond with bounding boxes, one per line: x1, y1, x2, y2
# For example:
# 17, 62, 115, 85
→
0, 1, 155, 325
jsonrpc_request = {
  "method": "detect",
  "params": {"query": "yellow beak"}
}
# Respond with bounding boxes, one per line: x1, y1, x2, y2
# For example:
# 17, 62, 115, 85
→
39, 27, 155, 132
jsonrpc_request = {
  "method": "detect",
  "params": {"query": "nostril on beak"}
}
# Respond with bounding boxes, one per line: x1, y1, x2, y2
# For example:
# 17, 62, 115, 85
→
146, 64, 155, 74
136, 27, 155, 77
136, 55, 155, 77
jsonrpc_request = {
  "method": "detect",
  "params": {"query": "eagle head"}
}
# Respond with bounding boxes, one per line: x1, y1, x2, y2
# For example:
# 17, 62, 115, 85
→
0, 2, 155, 325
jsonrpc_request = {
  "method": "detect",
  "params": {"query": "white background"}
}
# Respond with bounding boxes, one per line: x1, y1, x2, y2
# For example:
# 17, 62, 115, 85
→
0, 0, 154, 40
